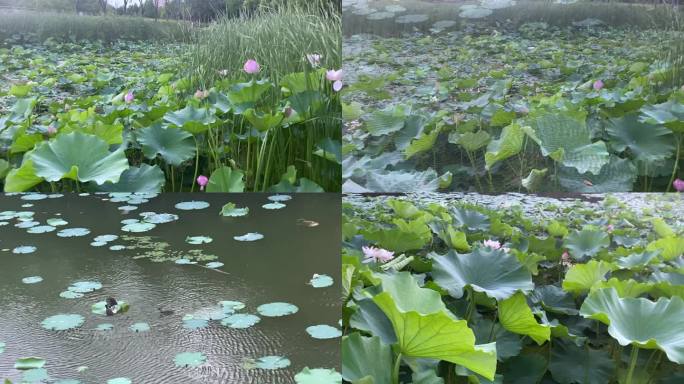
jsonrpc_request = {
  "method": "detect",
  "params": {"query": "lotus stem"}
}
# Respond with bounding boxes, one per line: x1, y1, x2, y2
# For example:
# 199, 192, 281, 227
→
626, 346, 639, 384
392, 353, 402, 384
666, 134, 681, 192
191, 136, 199, 192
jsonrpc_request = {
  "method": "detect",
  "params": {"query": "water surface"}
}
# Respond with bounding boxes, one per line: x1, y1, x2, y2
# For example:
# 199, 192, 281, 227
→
0, 193, 340, 383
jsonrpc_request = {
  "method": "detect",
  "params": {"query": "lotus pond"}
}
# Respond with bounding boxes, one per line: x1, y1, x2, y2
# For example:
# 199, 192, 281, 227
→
0, 38, 341, 193
342, 0, 684, 193
342, 192, 684, 383
0, 192, 341, 383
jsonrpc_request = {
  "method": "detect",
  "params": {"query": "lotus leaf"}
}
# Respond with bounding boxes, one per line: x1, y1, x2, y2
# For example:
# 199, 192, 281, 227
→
97, 164, 165, 193
563, 228, 610, 260
137, 124, 195, 166
221, 314, 260, 329
580, 288, 684, 363
262, 202, 285, 210
205, 262, 224, 269
174, 352, 207, 367
254, 356, 291, 370
41, 314, 85, 331
310, 274, 334, 288
22, 368, 49, 382
431, 247, 534, 300
234, 232, 264, 242
13, 245, 37, 254
129, 323, 151, 332
14, 357, 46, 370
106, 378, 131, 384
372, 272, 497, 380
186, 236, 212, 244
498, 292, 551, 345
57, 228, 90, 237
257, 302, 299, 317
558, 157, 637, 192
163, 105, 216, 134
22, 276, 43, 284
29, 132, 129, 185
485, 124, 524, 169
220, 203, 249, 217
175, 201, 210, 210
306, 324, 342, 339
294, 367, 342, 384
606, 114, 675, 163
341, 333, 392, 384
206, 166, 245, 193
68, 281, 102, 293
563, 260, 614, 294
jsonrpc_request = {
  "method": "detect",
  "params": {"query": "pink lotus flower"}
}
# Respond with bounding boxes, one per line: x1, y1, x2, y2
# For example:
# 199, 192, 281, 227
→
197, 175, 208, 191
361, 246, 394, 264
483, 239, 501, 249
607, 224, 614, 233
243, 59, 260, 74
333, 80, 343, 92
561, 250, 572, 266
306, 54, 322, 67
194, 89, 209, 100
593, 80, 604, 91
673, 178, 684, 192
47, 125, 57, 135
124, 91, 134, 103
326, 69, 343, 82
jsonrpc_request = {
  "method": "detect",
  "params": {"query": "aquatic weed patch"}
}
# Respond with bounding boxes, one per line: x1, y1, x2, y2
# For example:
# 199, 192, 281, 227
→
0, 39, 341, 192
343, 22, 684, 192
342, 193, 684, 383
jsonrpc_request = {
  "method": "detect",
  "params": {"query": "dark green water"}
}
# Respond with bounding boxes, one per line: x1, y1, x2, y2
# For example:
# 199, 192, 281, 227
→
0, 193, 340, 383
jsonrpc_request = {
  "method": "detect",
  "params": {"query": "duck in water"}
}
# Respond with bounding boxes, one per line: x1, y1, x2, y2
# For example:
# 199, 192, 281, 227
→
105, 297, 118, 316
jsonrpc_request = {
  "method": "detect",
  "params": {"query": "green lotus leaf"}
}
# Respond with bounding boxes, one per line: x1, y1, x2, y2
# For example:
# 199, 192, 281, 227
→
341, 333, 394, 384
22, 367, 49, 383
562, 260, 614, 294
257, 302, 298, 317
107, 378, 131, 384
453, 130, 491, 152
306, 324, 342, 339
14, 357, 46, 370
280, 70, 324, 94
22, 276, 43, 284
484, 123, 524, 170
563, 228, 610, 260
431, 247, 534, 301
226, 80, 272, 112
243, 109, 284, 132
500, 354, 546, 384
451, 207, 490, 231
10, 133, 43, 154
163, 105, 216, 134
372, 272, 497, 380
521, 168, 547, 192
219, 202, 249, 217
174, 352, 207, 367
580, 288, 684, 363
594, 278, 653, 298
558, 157, 637, 193
646, 237, 684, 260
206, 166, 245, 193
364, 108, 406, 136
349, 298, 397, 345
527, 109, 608, 174
429, 221, 471, 252
175, 200, 210, 210
405, 128, 441, 159
607, 113, 675, 163
459, 6, 493, 19
640, 100, 684, 132
472, 318, 522, 361
234, 232, 263, 242
41, 314, 85, 331
221, 314, 260, 329
29, 132, 129, 185
96, 164, 165, 192
498, 291, 550, 345
362, 218, 431, 253
60, 121, 124, 146
365, 169, 441, 193
295, 367, 342, 384
253, 356, 291, 370
310, 274, 334, 288
137, 124, 195, 166
529, 285, 578, 315
548, 339, 614, 384
4, 159, 44, 192
616, 251, 659, 269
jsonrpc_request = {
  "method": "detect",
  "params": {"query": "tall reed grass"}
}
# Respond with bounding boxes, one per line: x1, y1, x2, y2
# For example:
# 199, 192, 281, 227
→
0, 10, 189, 43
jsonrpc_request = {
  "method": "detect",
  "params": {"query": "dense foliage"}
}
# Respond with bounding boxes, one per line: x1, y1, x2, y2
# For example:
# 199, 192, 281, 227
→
342, 193, 684, 383
342, 4, 684, 193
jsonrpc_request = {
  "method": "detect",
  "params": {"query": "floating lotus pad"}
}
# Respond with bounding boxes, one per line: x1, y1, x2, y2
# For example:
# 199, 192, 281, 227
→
254, 356, 291, 370
234, 232, 264, 242
129, 322, 151, 332
23, 368, 50, 383
92, 301, 130, 315
94, 234, 118, 242
59, 291, 83, 299
174, 352, 207, 367
262, 202, 286, 210
140, 212, 179, 224
21, 193, 48, 201
175, 258, 196, 265
57, 228, 91, 237
13, 245, 37, 254
27, 225, 56, 233
175, 201, 210, 210
309, 274, 334, 288
306, 324, 342, 339
257, 302, 299, 317
268, 195, 292, 202
96, 323, 114, 331
186, 236, 212, 244
294, 367, 342, 384
220, 203, 249, 217
121, 222, 156, 233
16, 221, 39, 228
221, 314, 261, 329
68, 281, 102, 293
182, 318, 209, 329
220, 301, 246, 313
205, 262, 224, 269
22, 276, 43, 284
14, 357, 45, 370
395, 14, 429, 23
47, 218, 68, 226
106, 378, 132, 384
366, 11, 395, 20
109, 245, 126, 251
42, 314, 85, 331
